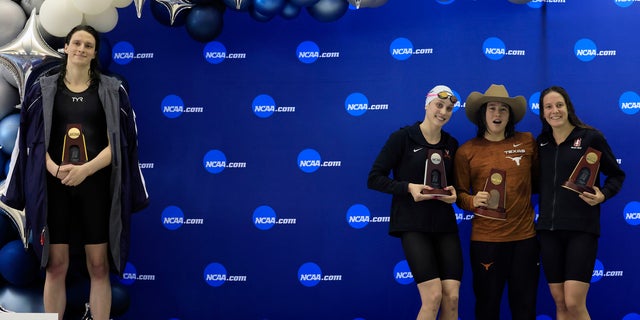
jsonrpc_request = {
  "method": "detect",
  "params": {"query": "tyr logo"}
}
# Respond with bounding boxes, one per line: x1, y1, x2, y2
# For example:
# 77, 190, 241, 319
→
72, 97, 84, 102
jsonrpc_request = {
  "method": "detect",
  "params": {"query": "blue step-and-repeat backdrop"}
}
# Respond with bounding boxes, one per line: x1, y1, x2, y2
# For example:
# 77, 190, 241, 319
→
0, 0, 639, 319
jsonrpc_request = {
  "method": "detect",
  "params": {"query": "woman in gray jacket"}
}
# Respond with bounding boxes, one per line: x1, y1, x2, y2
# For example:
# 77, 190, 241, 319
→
2, 25, 149, 320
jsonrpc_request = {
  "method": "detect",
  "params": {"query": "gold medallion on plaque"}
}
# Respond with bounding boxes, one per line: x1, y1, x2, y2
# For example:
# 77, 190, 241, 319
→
421, 149, 451, 197
61, 124, 88, 165
562, 147, 601, 194
475, 168, 507, 220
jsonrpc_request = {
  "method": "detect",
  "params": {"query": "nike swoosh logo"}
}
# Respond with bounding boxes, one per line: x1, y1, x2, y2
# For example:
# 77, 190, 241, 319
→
540, 142, 549, 146
413, 148, 423, 152
513, 143, 522, 147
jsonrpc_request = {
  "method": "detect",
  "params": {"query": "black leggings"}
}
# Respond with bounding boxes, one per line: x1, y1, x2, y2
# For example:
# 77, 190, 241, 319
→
401, 231, 463, 283
538, 230, 598, 283
470, 237, 539, 320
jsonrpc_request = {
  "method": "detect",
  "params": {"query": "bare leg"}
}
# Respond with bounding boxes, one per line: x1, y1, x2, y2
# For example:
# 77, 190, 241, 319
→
44, 244, 70, 320
563, 280, 591, 319
439, 279, 460, 320
416, 278, 442, 320
85, 243, 111, 320
548, 283, 568, 319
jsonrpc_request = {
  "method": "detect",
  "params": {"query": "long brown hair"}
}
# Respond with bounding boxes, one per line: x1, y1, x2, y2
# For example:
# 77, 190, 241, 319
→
57, 25, 102, 86
538, 86, 593, 135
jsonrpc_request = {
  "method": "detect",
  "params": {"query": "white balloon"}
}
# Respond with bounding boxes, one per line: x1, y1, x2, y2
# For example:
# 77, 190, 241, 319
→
0, 0, 27, 46
71, 0, 114, 15
112, 0, 133, 8
84, 7, 119, 33
39, 0, 84, 37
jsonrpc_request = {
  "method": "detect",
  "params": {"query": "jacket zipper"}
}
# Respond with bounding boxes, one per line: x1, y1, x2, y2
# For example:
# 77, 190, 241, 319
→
551, 145, 559, 231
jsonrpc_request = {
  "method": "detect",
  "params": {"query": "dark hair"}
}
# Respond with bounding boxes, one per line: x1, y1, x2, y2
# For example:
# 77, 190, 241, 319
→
474, 102, 516, 139
538, 86, 593, 135
58, 25, 102, 86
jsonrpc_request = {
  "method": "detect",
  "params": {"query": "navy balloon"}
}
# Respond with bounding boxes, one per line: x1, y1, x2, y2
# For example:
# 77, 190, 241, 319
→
110, 282, 131, 316
186, 5, 224, 42
0, 114, 20, 156
249, 6, 275, 22
281, 3, 301, 19
0, 240, 39, 286
66, 277, 90, 316
150, 0, 189, 26
0, 154, 5, 179
253, 0, 286, 16
307, 0, 349, 22
0, 212, 18, 248
289, 0, 320, 6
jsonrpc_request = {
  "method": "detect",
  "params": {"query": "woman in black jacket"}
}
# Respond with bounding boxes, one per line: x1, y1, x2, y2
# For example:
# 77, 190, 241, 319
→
536, 86, 625, 319
368, 85, 461, 320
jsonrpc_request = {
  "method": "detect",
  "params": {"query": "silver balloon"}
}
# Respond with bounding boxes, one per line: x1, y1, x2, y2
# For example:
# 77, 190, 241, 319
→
222, 0, 251, 11
348, 0, 387, 9
134, 0, 147, 18
0, 182, 27, 249
0, 79, 19, 118
0, 9, 62, 105
0, 65, 17, 87
154, 0, 195, 26
0, 0, 27, 46
20, 0, 45, 14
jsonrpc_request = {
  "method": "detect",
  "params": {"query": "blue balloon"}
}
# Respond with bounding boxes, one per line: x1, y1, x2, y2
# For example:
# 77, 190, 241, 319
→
0, 240, 39, 286
0, 113, 20, 156
253, 0, 286, 16
281, 3, 302, 19
289, 0, 320, 6
186, 5, 225, 42
0, 285, 46, 312
307, 0, 349, 22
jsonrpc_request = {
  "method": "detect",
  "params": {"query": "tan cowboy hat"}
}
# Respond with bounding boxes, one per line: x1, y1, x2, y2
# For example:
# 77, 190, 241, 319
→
464, 84, 527, 125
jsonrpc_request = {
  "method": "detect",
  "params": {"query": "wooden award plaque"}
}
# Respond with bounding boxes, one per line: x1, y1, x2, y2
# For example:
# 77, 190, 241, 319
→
61, 124, 88, 165
562, 147, 601, 194
475, 168, 507, 220
421, 149, 451, 197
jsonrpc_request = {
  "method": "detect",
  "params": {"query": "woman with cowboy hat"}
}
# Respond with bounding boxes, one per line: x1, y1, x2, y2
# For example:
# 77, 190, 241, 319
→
453, 84, 539, 319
